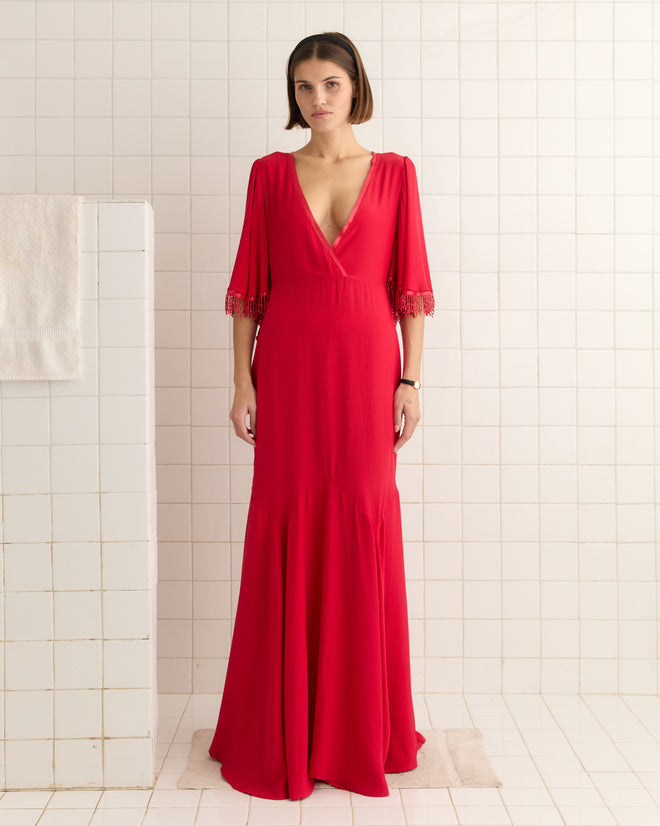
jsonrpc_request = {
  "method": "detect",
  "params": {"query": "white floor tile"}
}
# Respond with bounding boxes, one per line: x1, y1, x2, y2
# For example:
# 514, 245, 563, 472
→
400, 788, 452, 806
247, 806, 300, 826
97, 790, 153, 808
591, 771, 649, 788
352, 805, 406, 825
28, 810, 95, 826
449, 788, 503, 806
89, 808, 148, 826
248, 800, 300, 811
611, 807, 660, 826
599, 786, 657, 806
147, 790, 202, 808
195, 808, 250, 826
555, 807, 617, 826
452, 805, 511, 826
0, 792, 52, 809
153, 771, 185, 790
498, 787, 555, 806
506, 806, 565, 826
530, 770, 595, 788
638, 773, 660, 790
300, 806, 353, 825
46, 791, 102, 808
199, 788, 251, 807
549, 788, 605, 806
142, 807, 197, 826
404, 805, 458, 825
0, 813, 44, 826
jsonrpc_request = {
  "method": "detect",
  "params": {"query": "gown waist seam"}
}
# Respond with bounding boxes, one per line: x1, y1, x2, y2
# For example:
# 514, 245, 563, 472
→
249, 473, 400, 526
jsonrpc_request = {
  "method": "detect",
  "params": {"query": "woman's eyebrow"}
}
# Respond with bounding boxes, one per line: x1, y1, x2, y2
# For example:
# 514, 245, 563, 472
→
294, 76, 342, 83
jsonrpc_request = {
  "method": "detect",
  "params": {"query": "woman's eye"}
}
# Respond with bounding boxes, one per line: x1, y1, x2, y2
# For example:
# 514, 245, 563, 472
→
297, 81, 338, 91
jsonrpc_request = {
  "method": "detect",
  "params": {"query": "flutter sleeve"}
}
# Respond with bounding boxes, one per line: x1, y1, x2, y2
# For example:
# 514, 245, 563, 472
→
386, 155, 435, 323
225, 158, 270, 324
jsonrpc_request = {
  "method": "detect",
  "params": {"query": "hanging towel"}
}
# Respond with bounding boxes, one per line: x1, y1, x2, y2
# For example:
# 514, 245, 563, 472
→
0, 194, 83, 380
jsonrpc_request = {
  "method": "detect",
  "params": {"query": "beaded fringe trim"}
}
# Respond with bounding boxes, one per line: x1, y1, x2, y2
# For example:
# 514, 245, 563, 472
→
225, 292, 270, 323
387, 281, 435, 323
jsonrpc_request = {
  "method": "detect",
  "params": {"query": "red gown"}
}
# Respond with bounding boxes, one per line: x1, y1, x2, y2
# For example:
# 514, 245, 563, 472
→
208, 150, 435, 800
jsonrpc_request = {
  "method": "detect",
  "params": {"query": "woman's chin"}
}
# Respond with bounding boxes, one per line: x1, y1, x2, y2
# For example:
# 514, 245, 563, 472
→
305, 116, 350, 133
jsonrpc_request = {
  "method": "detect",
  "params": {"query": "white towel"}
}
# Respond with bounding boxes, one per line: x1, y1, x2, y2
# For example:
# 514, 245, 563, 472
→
0, 194, 82, 380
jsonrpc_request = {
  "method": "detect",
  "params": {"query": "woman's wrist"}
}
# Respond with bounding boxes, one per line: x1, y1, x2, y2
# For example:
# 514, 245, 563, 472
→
399, 378, 421, 389
234, 374, 255, 390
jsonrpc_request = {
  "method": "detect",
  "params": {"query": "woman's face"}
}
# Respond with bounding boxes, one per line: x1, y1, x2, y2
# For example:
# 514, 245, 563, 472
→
293, 58, 356, 130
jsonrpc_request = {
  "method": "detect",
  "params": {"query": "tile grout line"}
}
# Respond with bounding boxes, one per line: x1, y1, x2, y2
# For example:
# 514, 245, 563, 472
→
457, 0, 465, 702
497, 0, 507, 700
652, 0, 659, 702
573, 0, 581, 697
187, 0, 195, 700
612, 0, 620, 700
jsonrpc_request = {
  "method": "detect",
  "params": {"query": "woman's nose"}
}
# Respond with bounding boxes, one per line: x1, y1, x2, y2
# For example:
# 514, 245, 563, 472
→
312, 87, 326, 105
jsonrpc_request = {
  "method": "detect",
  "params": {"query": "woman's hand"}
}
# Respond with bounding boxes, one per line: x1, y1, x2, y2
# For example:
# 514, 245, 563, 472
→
230, 381, 257, 446
393, 383, 421, 453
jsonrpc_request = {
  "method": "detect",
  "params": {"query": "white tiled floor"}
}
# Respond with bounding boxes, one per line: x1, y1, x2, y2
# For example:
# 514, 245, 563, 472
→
1, 693, 659, 826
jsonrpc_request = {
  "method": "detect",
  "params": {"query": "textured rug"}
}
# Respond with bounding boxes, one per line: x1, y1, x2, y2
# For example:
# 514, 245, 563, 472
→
177, 729, 502, 790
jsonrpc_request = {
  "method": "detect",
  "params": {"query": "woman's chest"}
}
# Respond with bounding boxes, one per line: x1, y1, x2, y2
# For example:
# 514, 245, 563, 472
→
292, 154, 374, 246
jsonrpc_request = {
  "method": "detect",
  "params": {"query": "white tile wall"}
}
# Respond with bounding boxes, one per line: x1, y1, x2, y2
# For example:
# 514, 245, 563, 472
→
0, 201, 157, 789
1, 0, 658, 729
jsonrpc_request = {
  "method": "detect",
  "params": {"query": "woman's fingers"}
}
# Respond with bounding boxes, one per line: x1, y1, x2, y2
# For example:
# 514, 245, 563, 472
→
236, 416, 255, 446
393, 398, 406, 451
230, 405, 256, 446
394, 413, 416, 453
242, 406, 256, 445
229, 384, 258, 447
393, 403, 403, 435
393, 391, 421, 454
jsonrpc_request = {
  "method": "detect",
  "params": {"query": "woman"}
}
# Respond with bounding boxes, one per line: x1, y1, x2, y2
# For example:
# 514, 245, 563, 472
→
208, 31, 435, 800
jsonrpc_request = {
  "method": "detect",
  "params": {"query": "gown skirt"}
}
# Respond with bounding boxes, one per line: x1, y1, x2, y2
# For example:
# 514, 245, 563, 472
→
208, 150, 435, 800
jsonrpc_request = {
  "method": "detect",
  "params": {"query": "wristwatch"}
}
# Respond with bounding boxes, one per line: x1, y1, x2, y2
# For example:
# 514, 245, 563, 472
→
400, 378, 421, 389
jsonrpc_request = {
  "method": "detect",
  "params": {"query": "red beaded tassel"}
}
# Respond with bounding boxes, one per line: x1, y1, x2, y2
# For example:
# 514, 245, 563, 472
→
386, 279, 435, 323
225, 292, 270, 324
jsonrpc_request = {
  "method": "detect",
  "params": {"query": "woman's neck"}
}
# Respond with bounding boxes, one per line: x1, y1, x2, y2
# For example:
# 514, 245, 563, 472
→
297, 126, 368, 161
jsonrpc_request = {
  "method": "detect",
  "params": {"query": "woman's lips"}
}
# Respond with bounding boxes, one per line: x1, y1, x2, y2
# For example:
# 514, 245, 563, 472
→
312, 112, 331, 118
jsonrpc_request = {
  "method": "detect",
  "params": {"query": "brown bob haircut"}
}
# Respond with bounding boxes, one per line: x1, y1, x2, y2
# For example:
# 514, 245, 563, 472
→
285, 32, 373, 130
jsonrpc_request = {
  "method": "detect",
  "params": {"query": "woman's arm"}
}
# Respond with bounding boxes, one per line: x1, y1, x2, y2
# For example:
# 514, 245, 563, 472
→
393, 313, 425, 453
229, 315, 259, 446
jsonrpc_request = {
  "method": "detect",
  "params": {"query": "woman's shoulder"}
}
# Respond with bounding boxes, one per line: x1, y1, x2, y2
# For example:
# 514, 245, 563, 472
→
244, 152, 291, 187
375, 152, 417, 178
250, 151, 290, 169
377, 151, 411, 163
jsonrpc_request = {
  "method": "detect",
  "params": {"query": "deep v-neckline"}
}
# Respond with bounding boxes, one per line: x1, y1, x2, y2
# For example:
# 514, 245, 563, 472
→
288, 151, 377, 251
